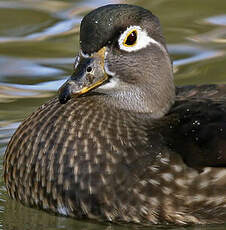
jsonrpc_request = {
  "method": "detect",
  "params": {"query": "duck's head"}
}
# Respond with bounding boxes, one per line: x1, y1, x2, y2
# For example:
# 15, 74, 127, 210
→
58, 4, 175, 118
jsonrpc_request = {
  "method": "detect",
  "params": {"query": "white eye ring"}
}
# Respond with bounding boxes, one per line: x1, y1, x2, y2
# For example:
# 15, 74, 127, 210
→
118, 25, 156, 52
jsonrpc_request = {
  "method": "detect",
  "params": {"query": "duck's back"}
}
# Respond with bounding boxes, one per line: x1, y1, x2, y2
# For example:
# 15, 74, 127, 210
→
171, 84, 226, 167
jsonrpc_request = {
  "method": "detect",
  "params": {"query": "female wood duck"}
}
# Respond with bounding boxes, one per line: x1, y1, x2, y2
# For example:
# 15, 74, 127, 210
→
3, 4, 226, 225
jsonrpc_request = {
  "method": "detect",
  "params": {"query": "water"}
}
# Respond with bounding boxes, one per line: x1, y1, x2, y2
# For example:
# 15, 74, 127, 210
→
0, 0, 226, 229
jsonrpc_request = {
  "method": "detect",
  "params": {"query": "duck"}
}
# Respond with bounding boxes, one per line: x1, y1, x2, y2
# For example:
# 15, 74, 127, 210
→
3, 4, 226, 225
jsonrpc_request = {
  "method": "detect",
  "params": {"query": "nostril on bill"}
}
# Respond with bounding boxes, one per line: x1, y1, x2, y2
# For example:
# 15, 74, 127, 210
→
86, 66, 92, 72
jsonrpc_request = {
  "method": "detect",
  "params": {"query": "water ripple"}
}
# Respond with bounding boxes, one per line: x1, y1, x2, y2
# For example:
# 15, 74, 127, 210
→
169, 44, 225, 67
189, 14, 226, 44
0, 79, 66, 93
205, 14, 226, 26
0, 1, 80, 43
0, 56, 64, 78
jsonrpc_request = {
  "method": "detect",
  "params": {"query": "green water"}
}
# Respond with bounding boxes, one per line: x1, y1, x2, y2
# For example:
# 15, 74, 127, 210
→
0, 0, 226, 229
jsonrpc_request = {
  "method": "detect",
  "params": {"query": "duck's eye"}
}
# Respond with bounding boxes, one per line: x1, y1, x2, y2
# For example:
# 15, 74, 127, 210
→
123, 30, 137, 47
118, 26, 152, 52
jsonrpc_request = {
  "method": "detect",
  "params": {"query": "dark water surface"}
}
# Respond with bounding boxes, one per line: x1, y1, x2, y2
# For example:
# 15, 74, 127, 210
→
0, 0, 226, 229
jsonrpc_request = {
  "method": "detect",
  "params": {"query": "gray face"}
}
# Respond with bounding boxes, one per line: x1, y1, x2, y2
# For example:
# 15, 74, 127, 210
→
59, 4, 175, 117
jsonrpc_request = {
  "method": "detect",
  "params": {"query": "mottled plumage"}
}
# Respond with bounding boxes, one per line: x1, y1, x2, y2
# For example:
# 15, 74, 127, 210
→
3, 4, 226, 226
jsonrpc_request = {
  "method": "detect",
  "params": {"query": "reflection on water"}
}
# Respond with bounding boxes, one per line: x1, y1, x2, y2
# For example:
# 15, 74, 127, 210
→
0, 0, 226, 229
